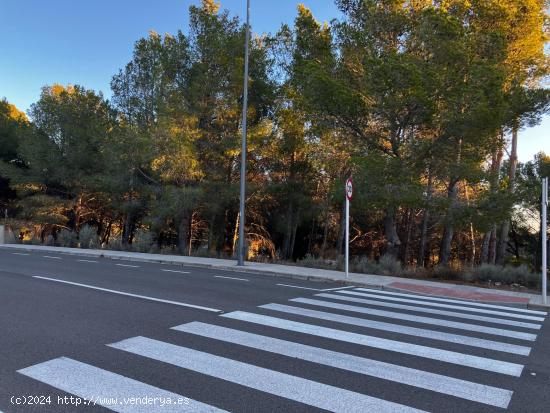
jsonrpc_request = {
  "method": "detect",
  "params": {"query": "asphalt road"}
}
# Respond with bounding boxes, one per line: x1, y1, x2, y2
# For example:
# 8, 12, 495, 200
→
0, 248, 549, 412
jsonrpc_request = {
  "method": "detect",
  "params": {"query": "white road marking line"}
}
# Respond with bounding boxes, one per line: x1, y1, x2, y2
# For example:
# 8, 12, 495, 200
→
222, 311, 524, 377
43, 255, 61, 260
292, 298, 537, 341
354, 287, 547, 316
161, 269, 190, 274
277, 283, 321, 291
339, 290, 545, 322
32, 276, 222, 313
109, 336, 426, 413
261, 303, 531, 356
214, 276, 249, 282
115, 263, 140, 268
18, 357, 226, 413
174, 322, 513, 408
77, 259, 99, 263
317, 293, 542, 330
11, 252, 29, 256
321, 286, 357, 291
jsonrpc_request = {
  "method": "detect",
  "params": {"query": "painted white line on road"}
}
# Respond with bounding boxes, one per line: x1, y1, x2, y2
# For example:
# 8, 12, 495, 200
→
32, 276, 222, 313
222, 311, 524, 377
292, 298, 537, 341
317, 293, 542, 330
18, 357, 226, 413
214, 276, 249, 282
161, 269, 190, 274
11, 252, 29, 256
277, 283, 321, 291
354, 288, 547, 316
277, 284, 356, 292
77, 259, 99, 263
43, 255, 61, 260
321, 286, 357, 291
115, 263, 140, 268
174, 322, 513, 408
261, 303, 531, 355
339, 290, 545, 321
109, 336, 426, 413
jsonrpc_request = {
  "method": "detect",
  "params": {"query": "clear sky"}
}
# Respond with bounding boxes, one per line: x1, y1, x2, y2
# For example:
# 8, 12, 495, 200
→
1, 0, 547, 162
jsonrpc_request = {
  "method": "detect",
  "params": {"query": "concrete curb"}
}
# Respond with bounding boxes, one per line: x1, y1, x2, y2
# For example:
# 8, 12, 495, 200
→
1, 244, 547, 310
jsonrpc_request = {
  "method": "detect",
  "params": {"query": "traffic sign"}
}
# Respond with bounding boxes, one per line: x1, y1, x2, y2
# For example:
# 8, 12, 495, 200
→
345, 178, 353, 201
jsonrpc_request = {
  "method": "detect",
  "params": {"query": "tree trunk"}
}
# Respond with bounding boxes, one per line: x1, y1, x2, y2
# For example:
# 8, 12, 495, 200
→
402, 209, 414, 265
282, 203, 295, 260
320, 197, 331, 258
336, 201, 346, 257
488, 227, 498, 264
418, 170, 433, 267
384, 207, 401, 257
289, 214, 299, 261
482, 142, 504, 264
178, 211, 191, 256
232, 211, 240, 258
481, 231, 491, 264
122, 212, 135, 247
439, 180, 459, 266
496, 127, 519, 265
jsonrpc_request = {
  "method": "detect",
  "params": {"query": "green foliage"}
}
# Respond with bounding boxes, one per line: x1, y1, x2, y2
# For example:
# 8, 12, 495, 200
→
467, 264, 539, 289
131, 229, 154, 253
2, 1, 549, 280
78, 225, 100, 249
56, 229, 77, 248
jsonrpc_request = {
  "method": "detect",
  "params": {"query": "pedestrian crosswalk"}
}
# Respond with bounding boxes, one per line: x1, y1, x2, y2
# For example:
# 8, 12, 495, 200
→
19, 357, 226, 413
17, 286, 547, 412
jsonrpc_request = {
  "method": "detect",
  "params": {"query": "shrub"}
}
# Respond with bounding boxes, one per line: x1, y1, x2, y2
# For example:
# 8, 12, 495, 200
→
351, 256, 379, 274
56, 229, 77, 248
467, 264, 538, 288
297, 254, 340, 270
29, 236, 42, 245
378, 254, 402, 276
4, 228, 20, 244
432, 265, 463, 281
349, 255, 403, 276
78, 225, 100, 249
132, 229, 154, 253
107, 236, 124, 251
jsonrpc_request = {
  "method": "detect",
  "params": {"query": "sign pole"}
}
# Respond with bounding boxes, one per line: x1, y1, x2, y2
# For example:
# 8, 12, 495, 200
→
344, 178, 353, 278
543, 177, 548, 305
345, 196, 349, 278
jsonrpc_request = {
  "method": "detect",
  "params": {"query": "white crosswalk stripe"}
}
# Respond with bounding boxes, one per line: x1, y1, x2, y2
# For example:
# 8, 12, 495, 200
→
338, 289, 545, 321
16, 286, 546, 412
17, 357, 227, 413
222, 311, 524, 376
260, 303, 531, 355
109, 336, 426, 413
353, 287, 547, 316
316, 293, 542, 329
173, 321, 513, 408
291, 297, 538, 340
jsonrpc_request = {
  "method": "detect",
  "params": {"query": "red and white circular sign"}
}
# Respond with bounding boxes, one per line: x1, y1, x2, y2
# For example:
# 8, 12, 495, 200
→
345, 178, 353, 201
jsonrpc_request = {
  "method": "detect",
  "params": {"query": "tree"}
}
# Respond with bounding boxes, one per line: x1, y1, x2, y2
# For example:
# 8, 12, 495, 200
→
0, 99, 28, 213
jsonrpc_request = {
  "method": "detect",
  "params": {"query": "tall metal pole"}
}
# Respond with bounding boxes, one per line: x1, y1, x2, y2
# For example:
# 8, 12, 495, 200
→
542, 177, 548, 305
238, 0, 250, 266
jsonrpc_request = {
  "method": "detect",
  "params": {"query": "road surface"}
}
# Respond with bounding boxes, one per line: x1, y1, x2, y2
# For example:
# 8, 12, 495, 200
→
0, 248, 549, 412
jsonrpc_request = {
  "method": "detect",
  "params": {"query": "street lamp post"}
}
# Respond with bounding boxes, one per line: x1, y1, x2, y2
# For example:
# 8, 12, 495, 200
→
238, 0, 251, 266
543, 177, 548, 305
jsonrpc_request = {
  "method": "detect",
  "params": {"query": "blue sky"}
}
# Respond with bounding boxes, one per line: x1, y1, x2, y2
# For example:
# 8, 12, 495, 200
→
1, 0, 547, 162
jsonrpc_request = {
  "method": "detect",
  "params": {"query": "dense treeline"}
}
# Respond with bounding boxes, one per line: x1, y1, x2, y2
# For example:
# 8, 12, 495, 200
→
1, 0, 549, 276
